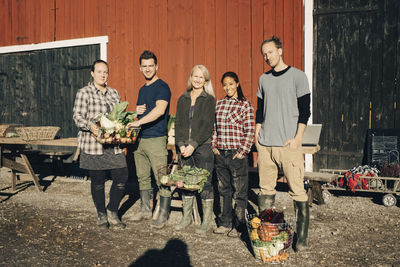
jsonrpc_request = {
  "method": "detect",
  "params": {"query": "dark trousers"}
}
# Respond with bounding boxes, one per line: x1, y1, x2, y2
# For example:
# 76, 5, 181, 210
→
181, 143, 214, 200
215, 150, 248, 227
88, 167, 129, 213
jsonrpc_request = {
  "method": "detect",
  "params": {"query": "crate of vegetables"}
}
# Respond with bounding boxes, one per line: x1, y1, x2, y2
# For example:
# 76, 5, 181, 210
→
158, 165, 209, 193
246, 209, 293, 263
92, 102, 140, 145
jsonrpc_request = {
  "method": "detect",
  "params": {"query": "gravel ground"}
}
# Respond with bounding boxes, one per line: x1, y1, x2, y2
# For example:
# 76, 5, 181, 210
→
0, 167, 400, 267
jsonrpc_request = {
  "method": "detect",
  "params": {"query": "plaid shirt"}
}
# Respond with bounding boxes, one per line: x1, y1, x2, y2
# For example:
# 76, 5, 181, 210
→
73, 83, 123, 155
212, 96, 255, 157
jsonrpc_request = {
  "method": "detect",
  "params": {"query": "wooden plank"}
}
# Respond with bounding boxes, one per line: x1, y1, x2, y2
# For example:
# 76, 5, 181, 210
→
283, 0, 294, 66
263, 0, 275, 72
226, 0, 240, 74
274, 0, 284, 40
20, 154, 41, 192
341, 9, 361, 154
251, 0, 264, 105
293, 0, 303, 70
377, 0, 398, 129
167, 0, 193, 104
2, 157, 29, 173
193, 0, 215, 76
238, 0, 251, 100
0, 0, 11, 45
304, 172, 338, 182
215, 0, 227, 101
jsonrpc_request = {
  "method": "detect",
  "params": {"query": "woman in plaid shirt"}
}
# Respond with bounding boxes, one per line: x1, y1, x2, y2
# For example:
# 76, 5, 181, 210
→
73, 60, 128, 230
212, 71, 255, 237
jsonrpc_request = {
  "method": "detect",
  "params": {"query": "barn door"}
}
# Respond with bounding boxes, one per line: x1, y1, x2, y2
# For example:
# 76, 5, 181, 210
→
0, 44, 100, 138
313, 0, 400, 170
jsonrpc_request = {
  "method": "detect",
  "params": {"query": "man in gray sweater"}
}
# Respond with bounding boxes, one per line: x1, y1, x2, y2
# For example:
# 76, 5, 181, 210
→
255, 36, 311, 252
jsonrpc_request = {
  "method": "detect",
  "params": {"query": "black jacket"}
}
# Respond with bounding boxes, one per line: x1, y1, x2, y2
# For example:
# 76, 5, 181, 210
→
175, 90, 216, 149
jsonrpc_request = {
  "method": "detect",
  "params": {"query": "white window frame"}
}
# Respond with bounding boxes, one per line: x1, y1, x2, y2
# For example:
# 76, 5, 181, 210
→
0, 36, 108, 61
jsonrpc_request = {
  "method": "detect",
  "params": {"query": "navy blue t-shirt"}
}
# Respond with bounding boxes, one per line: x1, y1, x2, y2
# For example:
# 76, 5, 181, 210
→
137, 79, 171, 138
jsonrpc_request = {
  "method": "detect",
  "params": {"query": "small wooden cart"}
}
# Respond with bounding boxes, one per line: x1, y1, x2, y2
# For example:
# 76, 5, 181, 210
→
319, 169, 400, 207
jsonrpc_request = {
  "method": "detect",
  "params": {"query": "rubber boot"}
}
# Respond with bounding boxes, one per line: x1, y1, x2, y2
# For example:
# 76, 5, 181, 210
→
131, 190, 153, 221
174, 196, 194, 230
151, 196, 171, 229
294, 201, 309, 252
258, 194, 275, 214
195, 199, 214, 235
96, 211, 109, 229
107, 209, 126, 229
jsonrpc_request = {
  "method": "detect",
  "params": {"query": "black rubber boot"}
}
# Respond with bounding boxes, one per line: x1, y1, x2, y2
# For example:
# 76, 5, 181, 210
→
131, 190, 153, 221
96, 211, 109, 229
294, 201, 310, 252
258, 194, 276, 213
151, 196, 171, 229
107, 209, 126, 229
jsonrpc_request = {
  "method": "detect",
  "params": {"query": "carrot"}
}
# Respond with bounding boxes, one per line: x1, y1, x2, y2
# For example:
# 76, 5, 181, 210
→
259, 249, 268, 263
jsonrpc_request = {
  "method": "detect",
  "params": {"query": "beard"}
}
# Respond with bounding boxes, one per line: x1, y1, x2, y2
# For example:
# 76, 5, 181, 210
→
144, 73, 156, 81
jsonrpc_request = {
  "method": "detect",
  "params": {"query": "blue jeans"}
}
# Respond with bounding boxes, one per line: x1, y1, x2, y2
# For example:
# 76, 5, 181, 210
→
215, 150, 248, 227
180, 143, 214, 200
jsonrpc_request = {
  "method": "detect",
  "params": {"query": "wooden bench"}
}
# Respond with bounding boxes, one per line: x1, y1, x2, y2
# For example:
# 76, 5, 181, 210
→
304, 171, 338, 206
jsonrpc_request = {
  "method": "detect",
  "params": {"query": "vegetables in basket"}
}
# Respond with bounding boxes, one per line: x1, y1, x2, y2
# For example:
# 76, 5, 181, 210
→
94, 101, 139, 144
160, 165, 209, 192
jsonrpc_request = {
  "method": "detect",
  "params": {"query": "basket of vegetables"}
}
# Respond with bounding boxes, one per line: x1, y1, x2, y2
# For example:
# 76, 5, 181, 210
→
92, 101, 140, 144
158, 164, 209, 193
246, 209, 293, 263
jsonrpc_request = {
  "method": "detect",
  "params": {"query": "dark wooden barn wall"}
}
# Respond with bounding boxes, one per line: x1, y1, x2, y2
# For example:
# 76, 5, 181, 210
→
313, 0, 400, 170
0, 45, 99, 137
0, 0, 305, 114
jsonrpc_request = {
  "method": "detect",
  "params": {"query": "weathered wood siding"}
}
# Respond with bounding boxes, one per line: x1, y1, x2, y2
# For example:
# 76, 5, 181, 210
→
0, 45, 99, 137
313, 0, 400, 170
0, 0, 305, 114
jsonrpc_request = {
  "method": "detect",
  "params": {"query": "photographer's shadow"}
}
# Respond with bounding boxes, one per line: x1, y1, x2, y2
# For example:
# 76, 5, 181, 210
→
129, 238, 192, 267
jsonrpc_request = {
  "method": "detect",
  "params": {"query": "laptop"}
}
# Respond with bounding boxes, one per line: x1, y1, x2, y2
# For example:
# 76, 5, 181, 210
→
302, 124, 322, 146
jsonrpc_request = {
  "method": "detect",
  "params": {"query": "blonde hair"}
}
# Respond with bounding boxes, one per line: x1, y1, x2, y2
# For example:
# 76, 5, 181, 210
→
186, 65, 215, 97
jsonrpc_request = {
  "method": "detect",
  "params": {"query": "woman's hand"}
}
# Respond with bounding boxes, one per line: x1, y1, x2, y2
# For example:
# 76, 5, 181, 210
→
213, 148, 220, 156
181, 145, 195, 157
90, 123, 100, 136
233, 152, 245, 159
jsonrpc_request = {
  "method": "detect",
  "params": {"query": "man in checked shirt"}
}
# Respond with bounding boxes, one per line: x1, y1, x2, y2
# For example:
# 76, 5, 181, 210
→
212, 71, 255, 238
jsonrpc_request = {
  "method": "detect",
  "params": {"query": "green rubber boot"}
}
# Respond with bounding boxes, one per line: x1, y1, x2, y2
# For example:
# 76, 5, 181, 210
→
151, 196, 171, 229
131, 190, 153, 221
258, 194, 276, 213
174, 196, 194, 230
294, 201, 310, 252
195, 199, 214, 235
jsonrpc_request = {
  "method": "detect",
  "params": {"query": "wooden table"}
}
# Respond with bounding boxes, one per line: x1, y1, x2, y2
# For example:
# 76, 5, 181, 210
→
0, 137, 78, 192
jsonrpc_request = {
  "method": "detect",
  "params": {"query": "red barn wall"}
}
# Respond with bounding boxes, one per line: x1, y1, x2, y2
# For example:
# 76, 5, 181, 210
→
0, 0, 304, 114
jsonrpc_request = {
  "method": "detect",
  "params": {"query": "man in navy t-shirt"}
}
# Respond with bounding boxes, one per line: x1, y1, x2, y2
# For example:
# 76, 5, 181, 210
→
127, 50, 171, 229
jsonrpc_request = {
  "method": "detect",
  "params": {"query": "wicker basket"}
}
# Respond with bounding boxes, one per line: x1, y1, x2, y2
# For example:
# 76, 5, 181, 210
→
157, 164, 207, 191
246, 211, 294, 263
15, 126, 60, 141
0, 124, 23, 137
0, 125, 8, 137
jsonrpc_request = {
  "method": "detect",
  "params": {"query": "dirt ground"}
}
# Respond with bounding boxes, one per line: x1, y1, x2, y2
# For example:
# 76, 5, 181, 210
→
1, 166, 400, 267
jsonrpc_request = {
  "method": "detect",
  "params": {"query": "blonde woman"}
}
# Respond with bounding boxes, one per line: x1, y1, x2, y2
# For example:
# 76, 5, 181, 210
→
174, 65, 216, 235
